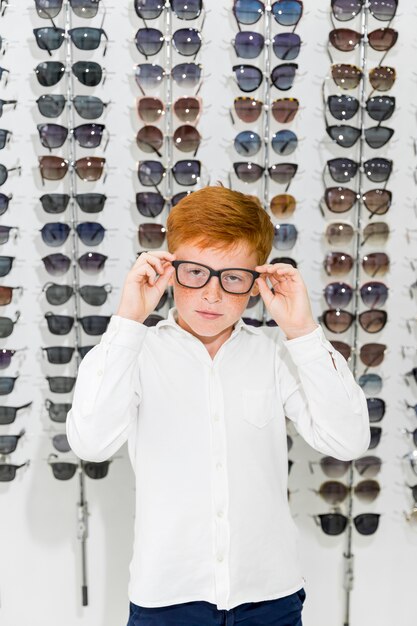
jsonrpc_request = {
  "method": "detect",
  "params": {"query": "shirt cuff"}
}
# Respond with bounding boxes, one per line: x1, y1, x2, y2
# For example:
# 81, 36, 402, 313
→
283, 324, 335, 366
102, 314, 148, 350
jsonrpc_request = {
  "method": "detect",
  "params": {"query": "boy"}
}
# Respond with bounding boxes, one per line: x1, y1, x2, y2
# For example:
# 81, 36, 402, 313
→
66, 186, 370, 626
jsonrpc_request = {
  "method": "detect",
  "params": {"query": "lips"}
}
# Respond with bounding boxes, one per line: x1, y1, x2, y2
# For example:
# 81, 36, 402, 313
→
196, 310, 223, 319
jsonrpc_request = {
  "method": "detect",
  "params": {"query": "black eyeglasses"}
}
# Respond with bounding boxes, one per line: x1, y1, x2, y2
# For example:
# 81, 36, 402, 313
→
35, 61, 105, 87
0, 402, 32, 425
172, 260, 259, 295
0, 461, 30, 482
35, 0, 101, 19
33, 27, 108, 56
315, 512, 380, 535
134, 0, 203, 21
233, 63, 298, 92
233, 0, 303, 27
36, 94, 109, 120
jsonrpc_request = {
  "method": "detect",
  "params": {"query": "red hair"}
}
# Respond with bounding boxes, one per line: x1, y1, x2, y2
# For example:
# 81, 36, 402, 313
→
166, 185, 274, 264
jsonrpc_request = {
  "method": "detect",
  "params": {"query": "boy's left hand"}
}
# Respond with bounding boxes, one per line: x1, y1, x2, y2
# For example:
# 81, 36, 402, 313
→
254, 263, 319, 339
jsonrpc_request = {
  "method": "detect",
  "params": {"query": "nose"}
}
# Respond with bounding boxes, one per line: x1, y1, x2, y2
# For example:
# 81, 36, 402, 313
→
202, 275, 222, 303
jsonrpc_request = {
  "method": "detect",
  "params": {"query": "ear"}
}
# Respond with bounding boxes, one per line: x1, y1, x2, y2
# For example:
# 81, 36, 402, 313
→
250, 281, 260, 297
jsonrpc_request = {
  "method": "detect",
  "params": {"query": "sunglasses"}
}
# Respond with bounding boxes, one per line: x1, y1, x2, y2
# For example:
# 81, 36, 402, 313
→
324, 281, 389, 309
359, 373, 383, 395
135, 27, 202, 58
45, 312, 110, 336
273, 224, 298, 250
33, 27, 108, 56
232, 96, 299, 124
42, 252, 108, 276
51, 433, 71, 453
233, 162, 297, 189
331, 341, 387, 369
233, 31, 301, 61
0, 255, 14, 277
315, 512, 380, 536
327, 95, 395, 122
35, 61, 105, 87
38, 156, 105, 184
0, 99, 16, 117
40, 222, 107, 247
323, 251, 390, 277
329, 27, 398, 53
35, 0, 101, 19
367, 397, 386, 423
0, 375, 19, 395
331, 64, 396, 91
233, 63, 298, 92
135, 63, 202, 94
233, 0, 303, 27
46, 376, 77, 394
45, 399, 71, 423
0, 312, 20, 338
36, 94, 109, 120
40, 193, 107, 214
270, 194, 296, 218
137, 124, 201, 157
136, 190, 192, 217
314, 479, 380, 505
42, 346, 76, 365
234, 129, 298, 157
0, 193, 12, 216
43, 282, 112, 306
310, 454, 382, 478
37, 123, 108, 150
0, 227, 19, 246
48, 454, 111, 480
0, 164, 21, 186
323, 187, 392, 217
325, 157, 393, 184
319, 308, 387, 333
331, 0, 398, 22
0, 286, 22, 306
325, 221, 390, 246
0, 402, 32, 425
0, 461, 30, 482
138, 223, 166, 249
137, 95, 202, 125
325, 121, 394, 149
134, 0, 203, 20
137, 159, 201, 187
0, 129, 12, 149
0, 348, 27, 370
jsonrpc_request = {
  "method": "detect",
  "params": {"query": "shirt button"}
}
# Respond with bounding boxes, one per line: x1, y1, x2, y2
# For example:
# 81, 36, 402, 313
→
217, 510, 224, 518
217, 555, 223, 562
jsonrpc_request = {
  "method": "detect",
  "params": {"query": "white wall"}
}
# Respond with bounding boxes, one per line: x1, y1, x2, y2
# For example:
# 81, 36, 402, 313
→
0, 1, 416, 625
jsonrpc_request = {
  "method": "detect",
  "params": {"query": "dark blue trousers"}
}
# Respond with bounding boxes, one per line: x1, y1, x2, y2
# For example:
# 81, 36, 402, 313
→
126, 588, 306, 625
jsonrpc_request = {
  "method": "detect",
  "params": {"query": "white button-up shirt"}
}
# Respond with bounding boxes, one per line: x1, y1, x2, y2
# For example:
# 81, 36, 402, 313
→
66, 307, 370, 610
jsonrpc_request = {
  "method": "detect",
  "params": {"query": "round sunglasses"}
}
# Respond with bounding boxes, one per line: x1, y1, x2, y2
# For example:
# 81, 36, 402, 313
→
137, 95, 202, 125
324, 281, 389, 309
323, 187, 392, 216
323, 251, 390, 277
331, 64, 396, 91
319, 308, 387, 333
325, 222, 389, 247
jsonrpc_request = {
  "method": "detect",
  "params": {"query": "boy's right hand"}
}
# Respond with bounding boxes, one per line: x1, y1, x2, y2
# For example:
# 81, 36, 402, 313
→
116, 251, 176, 323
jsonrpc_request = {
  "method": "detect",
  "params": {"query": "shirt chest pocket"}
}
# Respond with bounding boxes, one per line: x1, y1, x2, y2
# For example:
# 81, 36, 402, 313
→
242, 387, 279, 428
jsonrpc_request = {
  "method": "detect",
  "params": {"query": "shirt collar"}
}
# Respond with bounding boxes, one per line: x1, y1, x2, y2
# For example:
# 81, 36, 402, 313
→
156, 306, 261, 336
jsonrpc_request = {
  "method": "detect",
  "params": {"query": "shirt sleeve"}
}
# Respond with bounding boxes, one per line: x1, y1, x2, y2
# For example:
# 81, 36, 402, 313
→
66, 315, 147, 462
275, 324, 371, 461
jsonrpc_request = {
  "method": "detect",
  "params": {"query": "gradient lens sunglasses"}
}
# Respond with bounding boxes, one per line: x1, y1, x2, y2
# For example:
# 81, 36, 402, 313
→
329, 26, 398, 54
37, 123, 108, 150
327, 94, 396, 123
312, 479, 380, 505
233, 0, 303, 28
134, 0, 203, 21
330, 64, 396, 91
40, 221, 108, 247
234, 129, 298, 157
135, 27, 203, 59
309, 454, 382, 478
135, 63, 202, 95
136, 124, 202, 157
324, 157, 393, 184
42, 281, 112, 306
322, 187, 392, 217
331, 0, 398, 22
233, 63, 298, 92
323, 280, 389, 309
137, 159, 201, 187
232, 96, 299, 124
137, 95, 202, 124
319, 308, 388, 333
314, 512, 380, 536
136, 190, 193, 217
36, 94, 109, 119
33, 27, 108, 56
41, 252, 108, 276
233, 161, 297, 190
35, 0, 101, 19
38, 156, 106, 185
0, 286, 22, 306
39, 193, 107, 214
233, 31, 301, 61
324, 221, 389, 247
35, 61, 105, 87
323, 251, 390, 277
329, 340, 387, 369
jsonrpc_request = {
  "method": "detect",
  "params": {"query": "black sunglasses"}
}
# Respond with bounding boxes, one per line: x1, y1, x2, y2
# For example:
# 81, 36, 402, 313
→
42, 282, 112, 306
327, 95, 395, 123
39, 193, 108, 214
135, 27, 203, 59
35, 0, 101, 19
35, 61, 105, 87
36, 94, 109, 120
233, 63, 298, 92
0, 311, 20, 338
325, 157, 393, 184
0, 461, 30, 482
45, 399, 71, 423
0, 428, 25, 454
33, 27, 108, 56
0, 402, 32, 425
45, 312, 111, 335
331, 0, 397, 22
315, 512, 380, 535
40, 221, 107, 247
37, 123, 108, 150
48, 454, 112, 480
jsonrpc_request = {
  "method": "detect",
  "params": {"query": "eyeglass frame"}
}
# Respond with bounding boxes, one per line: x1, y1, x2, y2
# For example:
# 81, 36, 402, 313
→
171, 260, 260, 295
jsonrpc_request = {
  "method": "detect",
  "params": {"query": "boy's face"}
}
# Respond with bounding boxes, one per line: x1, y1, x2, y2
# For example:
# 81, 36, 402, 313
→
168, 241, 260, 340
